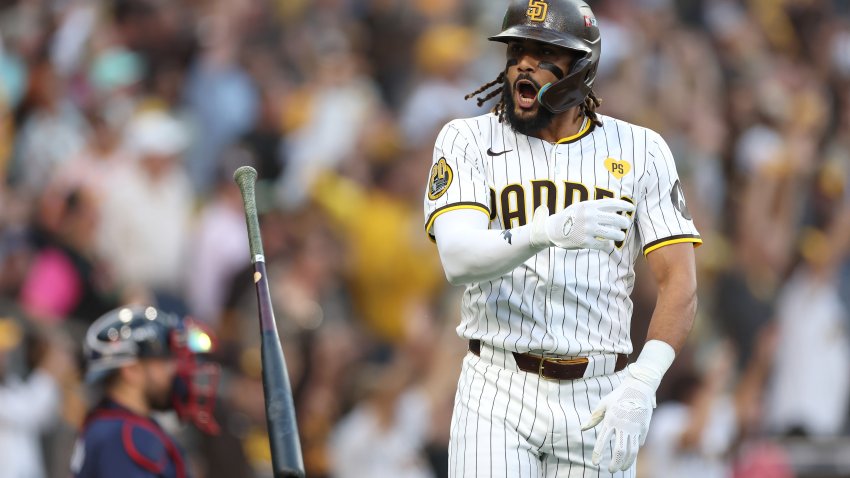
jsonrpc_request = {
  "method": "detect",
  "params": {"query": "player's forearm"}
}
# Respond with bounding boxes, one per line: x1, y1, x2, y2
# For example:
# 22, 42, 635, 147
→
644, 243, 698, 354
645, 269, 697, 353
437, 226, 543, 285
628, 244, 698, 393
434, 211, 544, 285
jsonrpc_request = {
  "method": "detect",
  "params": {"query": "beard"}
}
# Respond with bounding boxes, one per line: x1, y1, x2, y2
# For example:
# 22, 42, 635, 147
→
148, 391, 172, 411
502, 74, 555, 136
146, 379, 175, 411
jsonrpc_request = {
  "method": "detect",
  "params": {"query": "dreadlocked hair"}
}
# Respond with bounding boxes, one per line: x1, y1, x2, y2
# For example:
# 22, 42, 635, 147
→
581, 90, 603, 126
465, 72, 507, 122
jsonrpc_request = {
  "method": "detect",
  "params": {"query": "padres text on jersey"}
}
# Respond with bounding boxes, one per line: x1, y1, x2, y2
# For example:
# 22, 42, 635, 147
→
424, 113, 701, 357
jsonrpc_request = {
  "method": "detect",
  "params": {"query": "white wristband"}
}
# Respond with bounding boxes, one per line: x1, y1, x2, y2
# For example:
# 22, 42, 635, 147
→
628, 340, 676, 391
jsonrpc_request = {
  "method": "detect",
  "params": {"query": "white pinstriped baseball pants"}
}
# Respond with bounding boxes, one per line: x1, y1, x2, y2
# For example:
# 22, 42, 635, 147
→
449, 342, 636, 478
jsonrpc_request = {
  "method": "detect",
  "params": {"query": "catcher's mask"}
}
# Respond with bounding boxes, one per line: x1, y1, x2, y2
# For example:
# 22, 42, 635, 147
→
84, 306, 221, 434
489, 0, 601, 113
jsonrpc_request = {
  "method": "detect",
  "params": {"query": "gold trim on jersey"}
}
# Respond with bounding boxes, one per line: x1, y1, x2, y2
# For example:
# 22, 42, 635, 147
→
643, 235, 703, 256
556, 118, 593, 144
426, 202, 491, 242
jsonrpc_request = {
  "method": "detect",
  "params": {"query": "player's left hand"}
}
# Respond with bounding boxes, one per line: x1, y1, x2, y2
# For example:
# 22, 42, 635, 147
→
580, 366, 656, 472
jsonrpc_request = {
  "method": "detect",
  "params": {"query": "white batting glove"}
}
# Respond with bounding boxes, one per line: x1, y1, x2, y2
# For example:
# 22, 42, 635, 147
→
529, 198, 634, 251
581, 340, 676, 472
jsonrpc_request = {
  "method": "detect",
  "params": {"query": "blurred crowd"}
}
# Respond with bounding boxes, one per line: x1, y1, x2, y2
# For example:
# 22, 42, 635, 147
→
0, 0, 849, 477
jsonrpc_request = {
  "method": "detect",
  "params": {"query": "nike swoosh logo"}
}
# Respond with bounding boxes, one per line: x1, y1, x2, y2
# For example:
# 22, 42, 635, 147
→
487, 148, 513, 157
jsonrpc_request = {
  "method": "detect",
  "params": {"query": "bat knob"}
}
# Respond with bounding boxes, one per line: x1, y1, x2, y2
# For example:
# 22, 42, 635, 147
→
234, 165, 258, 188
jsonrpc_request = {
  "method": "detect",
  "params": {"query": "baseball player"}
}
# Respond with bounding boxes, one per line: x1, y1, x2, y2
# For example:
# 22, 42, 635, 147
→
424, 0, 700, 476
70, 306, 220, 478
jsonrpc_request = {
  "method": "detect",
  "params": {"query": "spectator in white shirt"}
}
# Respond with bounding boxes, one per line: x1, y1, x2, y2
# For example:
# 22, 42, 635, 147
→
0, 318, 74, 478
96, 110, 194, 294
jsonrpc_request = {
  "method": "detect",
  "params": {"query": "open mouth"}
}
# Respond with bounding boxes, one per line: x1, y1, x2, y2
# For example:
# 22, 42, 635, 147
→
515, 79, 539, 109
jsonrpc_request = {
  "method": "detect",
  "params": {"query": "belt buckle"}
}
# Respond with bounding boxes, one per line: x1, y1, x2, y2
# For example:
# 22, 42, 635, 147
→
538, 357, 557, 380
538, 356, 589, 380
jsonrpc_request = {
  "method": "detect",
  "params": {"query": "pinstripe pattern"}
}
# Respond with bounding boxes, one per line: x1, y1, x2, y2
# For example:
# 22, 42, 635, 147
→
424, 113, 700, 356
449, 345, 638, 477
425, 112, 699, 476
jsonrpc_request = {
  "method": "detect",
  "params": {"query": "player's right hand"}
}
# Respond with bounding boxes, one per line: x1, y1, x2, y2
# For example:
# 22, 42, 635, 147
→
529, 198, 634, 251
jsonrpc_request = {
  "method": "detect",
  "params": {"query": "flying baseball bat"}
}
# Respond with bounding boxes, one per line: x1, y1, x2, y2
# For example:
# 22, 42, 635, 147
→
233, 166, 305, 478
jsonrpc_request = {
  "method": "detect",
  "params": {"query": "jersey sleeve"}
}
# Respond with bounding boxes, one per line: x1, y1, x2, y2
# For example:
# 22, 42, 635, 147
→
424, 121, 491, 241
636, 133, 702, 256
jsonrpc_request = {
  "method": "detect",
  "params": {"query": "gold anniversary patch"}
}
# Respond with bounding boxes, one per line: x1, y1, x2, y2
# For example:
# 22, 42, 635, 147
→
428, 157, 453, 200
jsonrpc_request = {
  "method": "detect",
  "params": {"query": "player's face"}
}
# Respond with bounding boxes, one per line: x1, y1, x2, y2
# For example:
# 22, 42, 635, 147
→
142, 358, 178, 411
503, 39, 573, 135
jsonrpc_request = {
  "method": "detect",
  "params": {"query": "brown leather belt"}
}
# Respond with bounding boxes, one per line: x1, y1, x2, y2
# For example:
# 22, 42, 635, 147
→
469, 340, 628, 381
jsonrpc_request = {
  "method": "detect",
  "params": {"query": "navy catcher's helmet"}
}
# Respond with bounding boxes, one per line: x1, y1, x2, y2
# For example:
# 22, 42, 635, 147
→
489, 0, 601, 113
84, 306, 220, 433
84, 306, 180, 382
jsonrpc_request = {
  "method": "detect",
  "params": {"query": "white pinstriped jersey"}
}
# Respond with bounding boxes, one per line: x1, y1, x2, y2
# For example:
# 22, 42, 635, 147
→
424, 112, 701, 357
